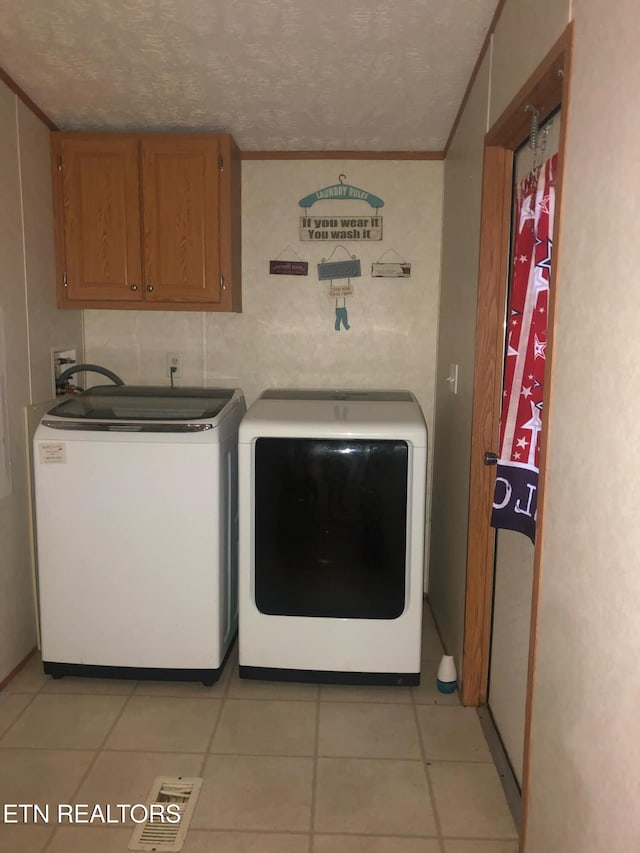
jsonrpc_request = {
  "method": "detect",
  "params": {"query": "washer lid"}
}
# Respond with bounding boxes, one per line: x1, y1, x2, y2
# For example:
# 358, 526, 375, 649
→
47, 385, 236, 421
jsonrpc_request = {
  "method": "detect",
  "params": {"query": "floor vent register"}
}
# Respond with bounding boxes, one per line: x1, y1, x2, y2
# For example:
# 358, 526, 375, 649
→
128, 777, 202, 852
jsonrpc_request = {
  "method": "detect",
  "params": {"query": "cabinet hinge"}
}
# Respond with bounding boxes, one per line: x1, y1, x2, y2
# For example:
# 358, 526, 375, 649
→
63, 272, 68, 287
57, 155, 62, 172
218, 154, 224, 172
219, 274, 226, 291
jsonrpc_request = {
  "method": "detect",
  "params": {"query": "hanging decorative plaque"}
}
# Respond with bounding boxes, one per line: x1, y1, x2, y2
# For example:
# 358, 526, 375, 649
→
298, 175, 384, 210
269, 245, 308, 276
371, 262, 411, 277
298, 174, 384, 241
371, 249, 411, 278
328, 281, 354, 297
317, 258, 361, 281
269, 260, 308, 275
300, 215, 382, 242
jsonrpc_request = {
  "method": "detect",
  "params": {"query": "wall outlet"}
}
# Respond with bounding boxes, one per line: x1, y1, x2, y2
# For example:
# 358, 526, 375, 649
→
167, 352, 182, 379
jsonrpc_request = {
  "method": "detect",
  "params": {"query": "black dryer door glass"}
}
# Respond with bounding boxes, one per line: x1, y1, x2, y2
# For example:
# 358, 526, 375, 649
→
254, 437, 408, 619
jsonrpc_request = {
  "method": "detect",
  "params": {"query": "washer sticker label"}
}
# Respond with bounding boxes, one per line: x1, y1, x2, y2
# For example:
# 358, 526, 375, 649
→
39, 442, 66, 464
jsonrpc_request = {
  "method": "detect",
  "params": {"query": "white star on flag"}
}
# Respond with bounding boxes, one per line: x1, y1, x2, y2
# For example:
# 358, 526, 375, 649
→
516, 437, 528, 448
519, 195, 535, 232
538, 193, 553, 215
522, 401, 543, 466
533, 266, 550, 296
535, 236, 553, 273
518, 254, 529, 264
521, 386, 533, 399
534, 334, 547, 360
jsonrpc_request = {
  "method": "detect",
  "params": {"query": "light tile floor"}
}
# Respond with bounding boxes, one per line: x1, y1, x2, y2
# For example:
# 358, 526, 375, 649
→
0, 607, 517, 852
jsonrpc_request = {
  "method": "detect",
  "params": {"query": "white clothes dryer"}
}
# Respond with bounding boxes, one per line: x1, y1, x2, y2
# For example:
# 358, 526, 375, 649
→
238, 389, 427, 686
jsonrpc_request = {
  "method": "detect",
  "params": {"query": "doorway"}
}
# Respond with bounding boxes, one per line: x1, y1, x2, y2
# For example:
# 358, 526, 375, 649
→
460, 22, 573, 846
488, 113, 561, 789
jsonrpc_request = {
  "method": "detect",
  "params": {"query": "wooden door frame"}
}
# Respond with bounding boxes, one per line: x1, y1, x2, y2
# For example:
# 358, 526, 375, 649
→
460, 21, 573, 842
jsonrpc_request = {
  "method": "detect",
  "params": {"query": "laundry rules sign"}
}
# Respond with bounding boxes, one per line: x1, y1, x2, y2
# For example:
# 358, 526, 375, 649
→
299, 215, 383, 241
491, 153, 557, 542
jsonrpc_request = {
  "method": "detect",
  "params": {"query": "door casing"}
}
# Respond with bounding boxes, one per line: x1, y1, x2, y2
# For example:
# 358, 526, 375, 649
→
460, 22, 573, 849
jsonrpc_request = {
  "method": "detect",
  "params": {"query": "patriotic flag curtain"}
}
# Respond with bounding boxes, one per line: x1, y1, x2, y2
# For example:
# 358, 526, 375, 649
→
491, 153, 557, 543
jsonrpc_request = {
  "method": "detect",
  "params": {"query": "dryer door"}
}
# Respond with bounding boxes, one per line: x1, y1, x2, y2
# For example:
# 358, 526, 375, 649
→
254, 437, 408, 619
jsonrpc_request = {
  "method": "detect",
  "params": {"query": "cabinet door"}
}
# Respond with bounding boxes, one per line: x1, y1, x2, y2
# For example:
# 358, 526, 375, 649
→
60, 136, 142, 302
141, 137, 221, 304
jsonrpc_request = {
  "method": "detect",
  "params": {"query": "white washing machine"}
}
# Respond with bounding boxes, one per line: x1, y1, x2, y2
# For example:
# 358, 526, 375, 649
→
238, 389, 428, 685
34, 385, 245, 684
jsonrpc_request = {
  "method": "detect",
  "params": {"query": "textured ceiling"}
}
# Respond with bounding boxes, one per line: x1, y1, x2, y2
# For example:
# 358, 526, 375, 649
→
0, 0, 497, 151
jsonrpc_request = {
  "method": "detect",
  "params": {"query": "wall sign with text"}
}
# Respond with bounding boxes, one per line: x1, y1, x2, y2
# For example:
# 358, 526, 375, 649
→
269, 245, 308, 276
298, 175, 385, 242
269, 260, 308, 275
300, 215, 382, 242
371, 249, 412, 278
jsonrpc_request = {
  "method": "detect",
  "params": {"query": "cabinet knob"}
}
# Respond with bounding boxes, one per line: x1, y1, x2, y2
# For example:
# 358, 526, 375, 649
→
146, 284, 154, 293
130, 284, 138, 292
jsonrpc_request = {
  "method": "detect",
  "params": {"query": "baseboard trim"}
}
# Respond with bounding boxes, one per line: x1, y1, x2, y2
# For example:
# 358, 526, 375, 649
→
477, 704, 522, 831
424, 593, 449, 655
0, 647, 37, 691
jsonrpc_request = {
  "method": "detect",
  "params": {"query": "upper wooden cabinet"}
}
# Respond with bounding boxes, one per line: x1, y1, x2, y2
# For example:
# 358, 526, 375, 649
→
51, 132, 241, 311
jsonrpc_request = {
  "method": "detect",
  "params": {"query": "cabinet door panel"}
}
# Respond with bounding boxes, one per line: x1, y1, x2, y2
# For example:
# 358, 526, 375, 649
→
61, 137, 141, 302
142, 138, 221, 304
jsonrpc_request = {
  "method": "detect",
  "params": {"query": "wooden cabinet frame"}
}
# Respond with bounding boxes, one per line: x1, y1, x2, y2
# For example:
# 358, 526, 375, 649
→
51, 132, 242, 312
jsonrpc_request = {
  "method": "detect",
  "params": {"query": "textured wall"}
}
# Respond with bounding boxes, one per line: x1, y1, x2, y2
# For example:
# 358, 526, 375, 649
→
526, 1, 640, 849
433, 0, 640, 847
0, 81, 83, 681
430, 0, 571, 672
490, 0, 570, 126
428, 0, 572, 736
0, 83, 32, 681
428, 53, 490, 669
18, 102, 84, 405
84, 158, 444, 579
